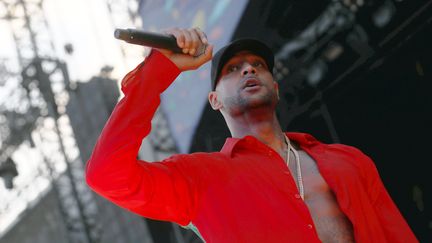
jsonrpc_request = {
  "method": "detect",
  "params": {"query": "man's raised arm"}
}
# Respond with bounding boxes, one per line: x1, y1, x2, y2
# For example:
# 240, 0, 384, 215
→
85, 28, 212, 225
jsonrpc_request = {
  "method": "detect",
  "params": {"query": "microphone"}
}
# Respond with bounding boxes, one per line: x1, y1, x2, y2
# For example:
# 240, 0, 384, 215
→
114, 28, 206, 57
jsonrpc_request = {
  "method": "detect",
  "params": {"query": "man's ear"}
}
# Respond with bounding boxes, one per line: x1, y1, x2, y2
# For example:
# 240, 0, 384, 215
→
208, 91, 223, 110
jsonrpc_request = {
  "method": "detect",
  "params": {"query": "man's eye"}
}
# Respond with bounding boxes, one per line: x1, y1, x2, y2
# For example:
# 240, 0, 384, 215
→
228, 65, 239, 73
252, 61, 264, 67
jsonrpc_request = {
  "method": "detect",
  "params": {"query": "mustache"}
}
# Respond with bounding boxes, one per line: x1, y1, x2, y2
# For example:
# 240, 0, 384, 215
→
239, 75, 262, 89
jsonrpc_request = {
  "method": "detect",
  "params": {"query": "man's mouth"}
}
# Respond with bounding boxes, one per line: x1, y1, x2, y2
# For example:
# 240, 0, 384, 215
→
242, 78, 261, 89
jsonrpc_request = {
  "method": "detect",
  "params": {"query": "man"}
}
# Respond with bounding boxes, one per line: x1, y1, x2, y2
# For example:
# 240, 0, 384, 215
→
86, 28, 418, 242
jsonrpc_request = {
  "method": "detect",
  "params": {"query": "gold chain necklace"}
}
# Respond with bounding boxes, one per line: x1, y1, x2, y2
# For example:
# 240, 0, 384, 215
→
284, 135, 304, 200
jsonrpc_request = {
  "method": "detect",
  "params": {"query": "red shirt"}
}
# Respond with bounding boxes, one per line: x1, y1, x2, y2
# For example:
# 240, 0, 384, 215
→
86, 50, 418, 243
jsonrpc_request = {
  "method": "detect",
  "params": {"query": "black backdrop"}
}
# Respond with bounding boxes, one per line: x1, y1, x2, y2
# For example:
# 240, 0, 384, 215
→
189, 0, 432, 241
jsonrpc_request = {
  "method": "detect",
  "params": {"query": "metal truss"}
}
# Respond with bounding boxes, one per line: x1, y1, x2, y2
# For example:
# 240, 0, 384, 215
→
274, 0, 369, 143
0, 0, 100, 242
274, 0, 432, 144
21, 58, 101, 243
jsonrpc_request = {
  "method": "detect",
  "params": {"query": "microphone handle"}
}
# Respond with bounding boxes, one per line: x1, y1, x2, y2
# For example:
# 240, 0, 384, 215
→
114, 28, 183, 53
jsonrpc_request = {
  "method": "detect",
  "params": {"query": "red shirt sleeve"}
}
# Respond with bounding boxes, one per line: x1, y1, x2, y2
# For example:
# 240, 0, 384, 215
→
85, 50, 195, 226
359, 150, 419, 243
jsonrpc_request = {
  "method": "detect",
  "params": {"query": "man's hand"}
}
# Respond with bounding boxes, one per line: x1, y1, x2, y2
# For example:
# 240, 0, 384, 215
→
157, 27, 213, 71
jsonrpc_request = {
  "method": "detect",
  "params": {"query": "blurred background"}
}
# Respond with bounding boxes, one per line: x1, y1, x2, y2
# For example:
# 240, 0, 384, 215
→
0, 0, 431, 242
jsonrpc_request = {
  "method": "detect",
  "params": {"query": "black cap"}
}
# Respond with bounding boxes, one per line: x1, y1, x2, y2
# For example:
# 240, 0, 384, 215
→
210, 38, 274, 91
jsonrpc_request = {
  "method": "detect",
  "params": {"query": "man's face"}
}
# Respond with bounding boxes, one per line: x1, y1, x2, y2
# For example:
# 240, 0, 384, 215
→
209, 51, 278, 116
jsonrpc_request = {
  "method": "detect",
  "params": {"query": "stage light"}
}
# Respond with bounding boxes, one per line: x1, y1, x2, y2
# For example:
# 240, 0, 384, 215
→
372, 1, 396, 28
341, 0, 364, 12
323, 42, 344, 61
306, 59, 327, 87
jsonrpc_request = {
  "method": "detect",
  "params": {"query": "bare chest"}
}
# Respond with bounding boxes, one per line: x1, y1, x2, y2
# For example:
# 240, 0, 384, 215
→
286, 150, 355, 243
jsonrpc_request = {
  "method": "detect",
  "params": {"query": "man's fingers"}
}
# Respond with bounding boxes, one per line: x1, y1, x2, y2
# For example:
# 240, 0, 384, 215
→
188, 28, 201, 55
179, 29, 193, 54
158, 28, 212, 70
161, 27, 209, 58
190, 44, 213, 69
162, 28, 184, 48
194, 27, 208, 44
201, 44, 213, 62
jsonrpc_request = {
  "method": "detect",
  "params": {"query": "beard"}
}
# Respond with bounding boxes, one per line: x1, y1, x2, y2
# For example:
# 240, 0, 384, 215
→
223, 85, 278, 116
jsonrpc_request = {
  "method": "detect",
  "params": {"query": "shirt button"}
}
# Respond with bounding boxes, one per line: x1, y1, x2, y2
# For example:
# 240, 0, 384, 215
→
307, 224, 313, 229
294, 194, 301, 199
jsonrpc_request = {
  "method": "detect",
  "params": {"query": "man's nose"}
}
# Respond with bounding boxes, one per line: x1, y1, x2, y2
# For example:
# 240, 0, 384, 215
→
241, 63, 256, 76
